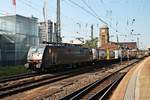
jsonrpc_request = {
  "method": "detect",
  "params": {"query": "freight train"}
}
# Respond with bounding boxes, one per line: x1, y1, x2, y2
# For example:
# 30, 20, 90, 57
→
25, 43, 144, 71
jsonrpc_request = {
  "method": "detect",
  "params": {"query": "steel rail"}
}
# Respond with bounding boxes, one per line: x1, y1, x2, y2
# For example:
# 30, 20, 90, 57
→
0, 72, 40, 83
0, 65, 99, 98
60, 59, 140, 100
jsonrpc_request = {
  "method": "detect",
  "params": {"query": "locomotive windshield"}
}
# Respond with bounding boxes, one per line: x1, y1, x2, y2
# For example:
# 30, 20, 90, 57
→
28, 46, 46, 57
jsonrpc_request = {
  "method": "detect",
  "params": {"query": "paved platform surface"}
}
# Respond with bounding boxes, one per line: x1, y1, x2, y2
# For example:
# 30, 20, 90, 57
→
110, 57, 150, 100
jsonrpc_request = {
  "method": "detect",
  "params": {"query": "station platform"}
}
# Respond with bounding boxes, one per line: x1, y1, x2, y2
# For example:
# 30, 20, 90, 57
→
110, 57, 150, 100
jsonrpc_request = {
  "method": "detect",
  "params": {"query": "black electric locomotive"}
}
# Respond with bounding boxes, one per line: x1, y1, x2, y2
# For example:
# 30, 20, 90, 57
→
25, 43, 93, 71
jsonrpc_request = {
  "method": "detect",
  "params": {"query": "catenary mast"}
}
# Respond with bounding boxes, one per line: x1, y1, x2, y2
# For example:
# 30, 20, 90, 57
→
43, 0, 48, 42
56, 0, 61, 43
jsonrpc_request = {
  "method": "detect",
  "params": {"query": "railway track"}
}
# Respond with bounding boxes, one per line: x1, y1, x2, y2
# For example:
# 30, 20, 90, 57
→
0, 59, 141, 99
0, 64, 104, 98
0, 73, 75, 98
60, 60, 140, 100
0, 72, 40, 83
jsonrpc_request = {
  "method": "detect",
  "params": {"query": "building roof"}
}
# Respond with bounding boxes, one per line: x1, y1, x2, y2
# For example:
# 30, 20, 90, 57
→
64, 39, 84, 45
100, 42, 137, 50
100, 24, 108, 29
0, 14, 38, 21
115, 42, 137, 49
115, 42, 137, 44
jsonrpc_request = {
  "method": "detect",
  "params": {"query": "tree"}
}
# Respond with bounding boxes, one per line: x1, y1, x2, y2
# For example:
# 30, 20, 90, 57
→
82, 37, 98, 48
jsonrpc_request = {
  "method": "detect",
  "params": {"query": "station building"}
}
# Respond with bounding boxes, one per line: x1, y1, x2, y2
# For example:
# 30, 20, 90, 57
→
99, 25, 137, 50
0, 14, 39, 66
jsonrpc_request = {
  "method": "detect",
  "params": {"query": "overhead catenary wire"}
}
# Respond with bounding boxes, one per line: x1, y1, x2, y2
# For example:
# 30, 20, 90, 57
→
1, 0, 41, 17
19, 0, 42, 15
81, 0, 121, 34
67, 0, 121, 34
25, 0, 41, 7
81, 0, 101, 22
67, 0, 107, 25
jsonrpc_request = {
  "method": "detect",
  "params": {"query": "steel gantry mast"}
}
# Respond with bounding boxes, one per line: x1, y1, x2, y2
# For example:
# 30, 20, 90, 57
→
56, 0, 61, 43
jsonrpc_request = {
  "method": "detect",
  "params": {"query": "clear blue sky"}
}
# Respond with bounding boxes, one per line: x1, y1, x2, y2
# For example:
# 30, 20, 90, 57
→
0, 0, 150, 49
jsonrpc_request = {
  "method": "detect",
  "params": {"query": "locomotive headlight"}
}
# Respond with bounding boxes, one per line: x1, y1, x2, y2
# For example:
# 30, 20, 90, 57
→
24, 63, 29, 68
36, 63, 41, 68
39, 60, 42, 63
49, 48, 51, 54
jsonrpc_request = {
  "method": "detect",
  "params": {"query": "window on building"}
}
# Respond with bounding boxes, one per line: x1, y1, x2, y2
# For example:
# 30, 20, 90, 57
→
102, 35, 105, 44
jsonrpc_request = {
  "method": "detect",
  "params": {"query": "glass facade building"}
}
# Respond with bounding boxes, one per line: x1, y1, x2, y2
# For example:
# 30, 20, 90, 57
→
0, 14, 39, 66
